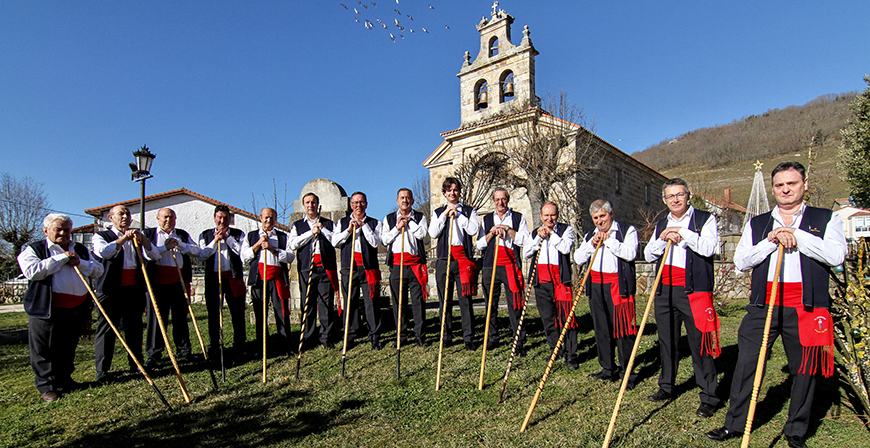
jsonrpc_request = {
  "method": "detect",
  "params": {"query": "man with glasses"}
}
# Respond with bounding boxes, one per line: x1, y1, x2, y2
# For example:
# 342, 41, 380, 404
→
644, 178, 722, 419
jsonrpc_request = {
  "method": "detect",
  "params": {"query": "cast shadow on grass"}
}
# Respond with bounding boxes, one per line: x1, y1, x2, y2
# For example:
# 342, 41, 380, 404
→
62, 385, 363, 448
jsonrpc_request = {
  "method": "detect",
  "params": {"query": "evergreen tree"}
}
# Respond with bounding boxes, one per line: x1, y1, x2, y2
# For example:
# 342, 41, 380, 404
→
839, 76, 870, 207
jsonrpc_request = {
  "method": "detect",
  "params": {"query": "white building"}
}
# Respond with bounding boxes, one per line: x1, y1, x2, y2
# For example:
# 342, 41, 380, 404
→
833, 198, 870, 242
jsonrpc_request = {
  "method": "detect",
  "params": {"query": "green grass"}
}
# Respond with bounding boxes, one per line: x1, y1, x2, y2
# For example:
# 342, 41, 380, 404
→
1, 300, 868, 448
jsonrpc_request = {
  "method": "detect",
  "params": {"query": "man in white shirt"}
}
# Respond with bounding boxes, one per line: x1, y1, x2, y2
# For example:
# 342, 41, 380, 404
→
242, 207, 294, 356
644, 178, 721, 418
143, 208, 201, 366
574, 200, 638, 383
18, 214, 104, 401
707, 162, 846, 448
477, 188, 531, 354
92, 205, 157, 382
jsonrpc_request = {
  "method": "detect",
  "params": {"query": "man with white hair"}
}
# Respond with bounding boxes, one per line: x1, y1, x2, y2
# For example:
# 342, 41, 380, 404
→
18, 214, 104, 401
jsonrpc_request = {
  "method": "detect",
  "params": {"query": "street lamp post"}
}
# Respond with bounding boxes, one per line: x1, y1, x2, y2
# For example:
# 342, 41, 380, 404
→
130, 144, 156, 230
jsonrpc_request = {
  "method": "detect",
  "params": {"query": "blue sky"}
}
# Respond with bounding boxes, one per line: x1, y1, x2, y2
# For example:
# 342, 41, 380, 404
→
2, 1, 868, 224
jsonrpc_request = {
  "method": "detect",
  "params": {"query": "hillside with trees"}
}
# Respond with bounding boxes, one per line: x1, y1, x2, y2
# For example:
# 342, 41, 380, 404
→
633, 93, 857, 208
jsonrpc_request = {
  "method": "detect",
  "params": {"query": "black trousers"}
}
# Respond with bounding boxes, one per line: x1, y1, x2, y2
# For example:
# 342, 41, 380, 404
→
94, 285, 146, 375
535, 282, 577, 362
654, 284, 719, 406
588, 281, 637, 380
298, 266, 336, 345
389, 264, 425, 341
204, 274, 246, 351
29, 304, 87, 393
481, 265, 525, 347
723, 304, 818, 438
435, 258, 475, 343
340, 266, 381, 340
251, 278, 293, 349
146, 282, 192, 359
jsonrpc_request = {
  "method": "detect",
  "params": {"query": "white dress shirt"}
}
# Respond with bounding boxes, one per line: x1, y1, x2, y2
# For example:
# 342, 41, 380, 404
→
241, 228, 294, 266
523, 225, 575, 267
382, 212, 428, 255
476, 209, 531, 251
18, 241, 104, 296
289, 216, 334, 255
574, 222, 638, 273
333, 216, 382, 253
92, 227, 159, 268
429, 203, 479, 246
152, 227, 200, 268
644, 206, 718, 267
198, 228, 243, 273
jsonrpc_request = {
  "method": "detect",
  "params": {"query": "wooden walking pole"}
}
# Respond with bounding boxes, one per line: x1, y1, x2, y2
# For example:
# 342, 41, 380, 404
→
435, 216, 455, 391
740, 244, 785, 448
217, 240, 226, 382
170, 249, 218, 390
520, 239, 602, 432
395, 227, 406, 380
295, 230, 320, 380
340, 229, 358, 377
498, 244, 542, 403
74, 265, 173, 411
602, 241, 672, 446
132, 238, 192, 403
479, 235, 501, 390
261, 250, 268, 383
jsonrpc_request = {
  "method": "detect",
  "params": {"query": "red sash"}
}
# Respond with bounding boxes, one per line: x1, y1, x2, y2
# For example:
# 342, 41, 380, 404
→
539, 263, 575, 329
450, 246, 477, 297
121, 268, 138, 286
53, 292, 87, 309
155, 265, 180, 285
496, 246, 525, 309
688, 291, 721, 358
392, 253, 429, 300
354, 252, 382, 299
220, 272, 247, 301
767, 281, 834, 377
312, 254, 341, 315
591, 271, 637, 337
259, 262, 291, 318
662, 264, 686, 287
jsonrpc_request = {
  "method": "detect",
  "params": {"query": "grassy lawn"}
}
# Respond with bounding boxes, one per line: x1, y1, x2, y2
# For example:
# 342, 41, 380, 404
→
0, 299, 868, 448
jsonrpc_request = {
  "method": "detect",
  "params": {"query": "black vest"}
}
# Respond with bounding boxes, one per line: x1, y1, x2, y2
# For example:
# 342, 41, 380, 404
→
385, 211, 428, 267
246, 229, 290, 286
529, 223, 573, 287
22, 240, 91, 318
653, 209, 715, 294
200, 227, 245, 280
293, 217, 336, 272
93, 229, 143, 297
337, 216, 380, 270
433, 204, 475, 260
480, 211, 524, 271
583, 221, 637, 297
748, 206, 833, 308
144, 227, 192, 283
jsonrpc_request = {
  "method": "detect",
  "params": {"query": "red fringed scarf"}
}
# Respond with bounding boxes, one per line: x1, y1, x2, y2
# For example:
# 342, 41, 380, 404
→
539, 263, 576, 329
312, 254, 341, 316
688, 291, 721, 358
260, 262, 291, 318
770, 282, 835, 378
450, 246, 477, 297
496, 246, 525, 309
221, 272, 248, 299
392, 253, 429, 300
353, 253, 382, 299
590, 271, 637, 337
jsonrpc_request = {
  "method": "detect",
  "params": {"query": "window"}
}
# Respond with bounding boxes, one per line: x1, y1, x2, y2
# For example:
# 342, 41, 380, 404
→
644, 185, 650, 205
489, 37, 499, 57
500, 71, 514, 103
615, 170, 622, 194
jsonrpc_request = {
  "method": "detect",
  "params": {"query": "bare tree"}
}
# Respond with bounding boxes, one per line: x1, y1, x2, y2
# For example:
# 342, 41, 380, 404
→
0, 173, 50, 257
411, 174, 432, 219
454, 90, 602, 230
249, 178, 293, 225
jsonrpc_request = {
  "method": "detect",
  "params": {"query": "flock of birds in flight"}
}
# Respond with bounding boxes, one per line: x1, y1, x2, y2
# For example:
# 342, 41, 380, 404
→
339, 0, 449, 42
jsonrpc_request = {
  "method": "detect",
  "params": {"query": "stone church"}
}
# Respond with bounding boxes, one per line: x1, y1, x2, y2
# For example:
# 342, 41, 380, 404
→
422, 5, 666, 234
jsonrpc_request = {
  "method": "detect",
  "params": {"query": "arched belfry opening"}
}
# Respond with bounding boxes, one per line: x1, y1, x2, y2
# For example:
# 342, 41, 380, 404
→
475, 80, 489, 110
500, 71, 514, 103
489, 36, 499, 57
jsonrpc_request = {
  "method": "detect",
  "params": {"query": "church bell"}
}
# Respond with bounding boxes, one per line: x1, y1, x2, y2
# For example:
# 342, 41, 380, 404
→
503, 80, 514, 96
478, 89, 488, 108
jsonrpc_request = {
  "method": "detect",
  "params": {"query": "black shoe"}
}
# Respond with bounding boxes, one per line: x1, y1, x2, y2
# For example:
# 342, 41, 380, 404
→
705, 426, 740, 442
589, 370, 616, 381
648, 389, 673, 402
322, 341, 336, 349
95, 372, 112, 384
57, 379, 82, 394
486, 340, 498, 350
416, 337, 429, 348
696, 403, 716, 418
41, 390, 60, 402
566, 359, 579, 370
441, 337, 454, 347
183, 352, 202, 363
144, 356, 161, 369
625, 378, 639, 391
371, 337, 382, 351
784, 435, 808, 448
515, 346, 527, 357
464, 342, 476, 351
